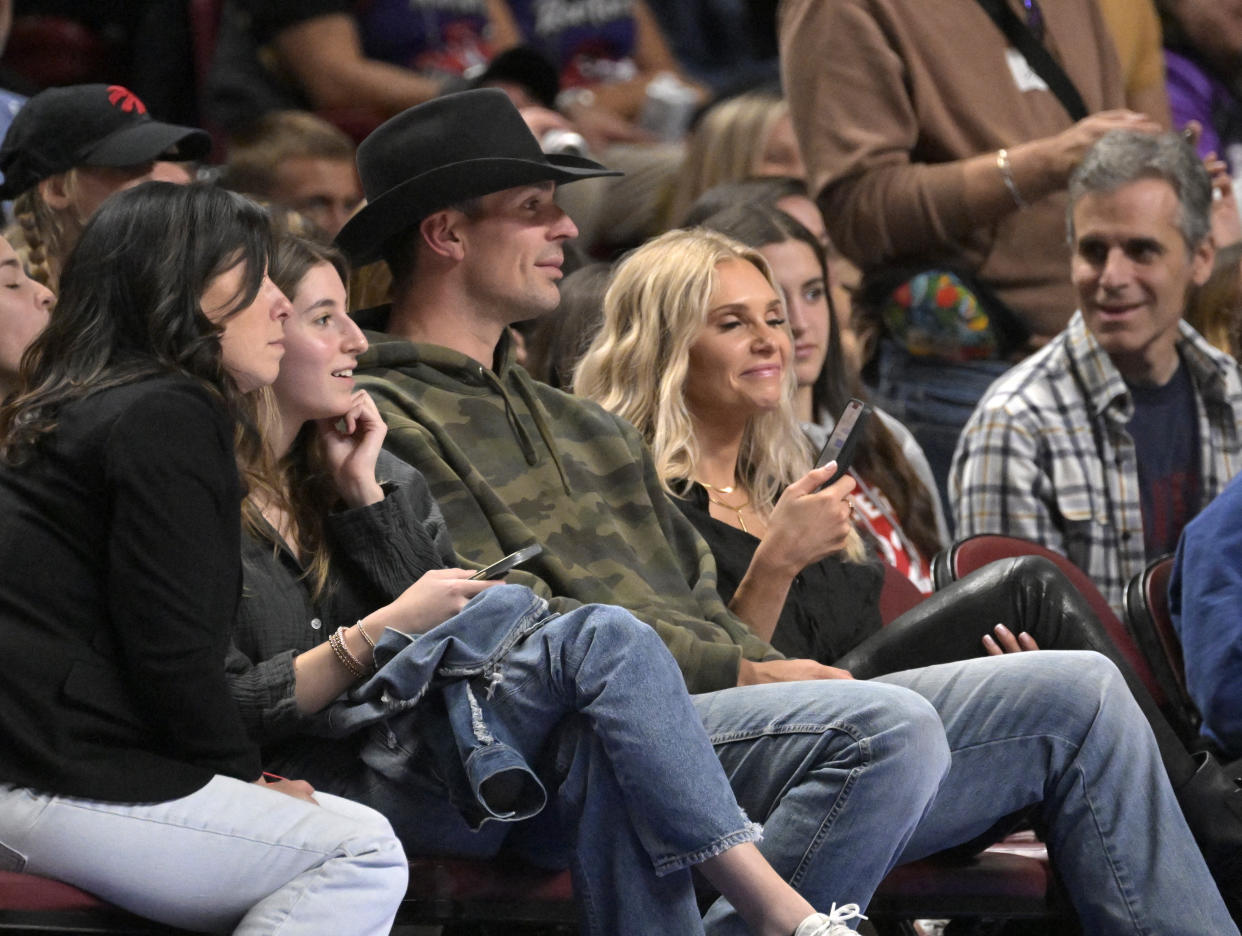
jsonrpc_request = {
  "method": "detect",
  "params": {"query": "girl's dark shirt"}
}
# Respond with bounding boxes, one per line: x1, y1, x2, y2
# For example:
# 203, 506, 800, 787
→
674, 482, 885, 664
226, 451, 454, 787
0, 376, 260, 802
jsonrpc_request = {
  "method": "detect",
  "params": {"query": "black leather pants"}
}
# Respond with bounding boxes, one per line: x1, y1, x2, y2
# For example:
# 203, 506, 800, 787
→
835, 555, 1195, 787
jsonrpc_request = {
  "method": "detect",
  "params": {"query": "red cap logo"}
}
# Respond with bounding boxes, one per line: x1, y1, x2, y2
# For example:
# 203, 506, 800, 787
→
106, 85, 147, 115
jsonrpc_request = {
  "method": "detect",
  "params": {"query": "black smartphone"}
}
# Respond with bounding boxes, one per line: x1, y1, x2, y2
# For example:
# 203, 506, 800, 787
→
813, 398, 872, 488
470, 544, 544, 580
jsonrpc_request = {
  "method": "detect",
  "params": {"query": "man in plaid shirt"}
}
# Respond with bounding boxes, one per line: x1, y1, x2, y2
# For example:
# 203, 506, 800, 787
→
951, 130, 1242, 615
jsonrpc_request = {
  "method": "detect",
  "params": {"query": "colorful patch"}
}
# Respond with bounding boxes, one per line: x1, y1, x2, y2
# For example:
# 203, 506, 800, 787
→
881, 271, 998, 361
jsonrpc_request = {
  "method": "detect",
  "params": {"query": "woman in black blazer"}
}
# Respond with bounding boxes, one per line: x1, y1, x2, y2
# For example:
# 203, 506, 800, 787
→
0, 182, 407, 935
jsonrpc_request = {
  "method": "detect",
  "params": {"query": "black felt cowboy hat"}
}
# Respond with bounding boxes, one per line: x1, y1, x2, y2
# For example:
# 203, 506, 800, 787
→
0, 84, 210, 199
335, 88, 620, 265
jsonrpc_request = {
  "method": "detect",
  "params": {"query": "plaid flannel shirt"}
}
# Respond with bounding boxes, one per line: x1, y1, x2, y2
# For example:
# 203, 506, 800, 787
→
950, 311, 1242, 615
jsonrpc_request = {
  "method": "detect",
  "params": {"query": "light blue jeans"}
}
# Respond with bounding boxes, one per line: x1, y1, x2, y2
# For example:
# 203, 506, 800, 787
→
700, 651, 1238, 935
353, 601, 762, 935
0, 775, 407, 934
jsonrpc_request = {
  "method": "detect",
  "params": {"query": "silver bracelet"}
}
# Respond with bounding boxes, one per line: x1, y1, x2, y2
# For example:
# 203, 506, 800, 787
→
996, 148, 1028, 209
355, 620, 378, 651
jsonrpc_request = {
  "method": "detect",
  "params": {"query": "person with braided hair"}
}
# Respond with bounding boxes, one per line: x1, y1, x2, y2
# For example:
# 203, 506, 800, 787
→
0, 84, 207, 291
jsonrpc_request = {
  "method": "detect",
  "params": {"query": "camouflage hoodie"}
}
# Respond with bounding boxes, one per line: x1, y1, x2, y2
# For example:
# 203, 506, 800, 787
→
356, 312, 781, 694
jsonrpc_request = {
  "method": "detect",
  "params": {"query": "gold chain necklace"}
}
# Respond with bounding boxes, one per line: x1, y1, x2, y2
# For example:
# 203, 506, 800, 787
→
699, 479, 753, 534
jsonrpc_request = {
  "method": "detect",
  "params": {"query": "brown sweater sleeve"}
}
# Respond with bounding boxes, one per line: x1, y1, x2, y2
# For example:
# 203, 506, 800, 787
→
780, 0, 1127, 335
781, 0, 973, 263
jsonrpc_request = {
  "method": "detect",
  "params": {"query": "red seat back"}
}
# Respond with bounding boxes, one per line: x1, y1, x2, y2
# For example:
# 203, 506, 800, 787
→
0, 871, 103, 912
878, 561, 927, 626
0, 846, 1066, 931
0, 870, 185, 932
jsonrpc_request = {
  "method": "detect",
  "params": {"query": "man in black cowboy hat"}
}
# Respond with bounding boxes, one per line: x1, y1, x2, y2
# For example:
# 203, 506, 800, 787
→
343, 89, 1237, 932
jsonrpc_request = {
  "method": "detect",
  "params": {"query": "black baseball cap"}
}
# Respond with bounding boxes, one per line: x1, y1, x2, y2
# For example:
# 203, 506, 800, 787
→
0, 84, 210, 199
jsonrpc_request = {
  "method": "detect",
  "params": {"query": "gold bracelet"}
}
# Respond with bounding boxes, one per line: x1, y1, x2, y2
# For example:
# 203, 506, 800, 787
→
355, 620, 378, 651
329, 627, 369, 679
996, 148, 1028, 209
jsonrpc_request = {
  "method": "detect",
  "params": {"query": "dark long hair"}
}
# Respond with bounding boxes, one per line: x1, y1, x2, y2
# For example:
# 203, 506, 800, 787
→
699, 204, 944, 560
0, 182, 273, 465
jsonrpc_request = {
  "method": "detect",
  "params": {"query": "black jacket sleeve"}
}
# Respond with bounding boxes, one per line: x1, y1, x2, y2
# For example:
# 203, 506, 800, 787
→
104, 382, 261, 781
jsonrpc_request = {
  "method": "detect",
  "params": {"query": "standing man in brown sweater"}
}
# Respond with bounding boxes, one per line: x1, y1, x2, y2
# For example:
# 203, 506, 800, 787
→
780, 0, 1161, 501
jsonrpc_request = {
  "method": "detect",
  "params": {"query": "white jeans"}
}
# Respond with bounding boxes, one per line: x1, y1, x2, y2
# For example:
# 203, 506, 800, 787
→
0, 775, 408, 935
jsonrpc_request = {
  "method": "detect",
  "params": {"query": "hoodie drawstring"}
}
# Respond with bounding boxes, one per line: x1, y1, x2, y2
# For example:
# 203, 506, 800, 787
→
476, 367, 572, 495
514, 375, 572, 495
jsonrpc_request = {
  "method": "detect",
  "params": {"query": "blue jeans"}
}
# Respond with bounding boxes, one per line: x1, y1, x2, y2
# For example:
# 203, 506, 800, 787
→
888, 652, 1235, 934
0, 776, 407, 935
698, 651, 1236, 935
353, 601, 761, 936
697, 677, 949, 934
867, 340, 1011, 515
342, 588, 1234, 934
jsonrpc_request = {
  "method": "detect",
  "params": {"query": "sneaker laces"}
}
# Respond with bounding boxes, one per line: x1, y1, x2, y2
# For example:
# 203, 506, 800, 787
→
793, 902, 869, 935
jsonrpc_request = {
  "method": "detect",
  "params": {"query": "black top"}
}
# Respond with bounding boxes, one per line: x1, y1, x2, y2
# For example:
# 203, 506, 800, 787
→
674, 483, 885, 664
0, 376, 260, 802
226, 451, 453, 788
206, 0, 348, 127
228, 0, 347, 44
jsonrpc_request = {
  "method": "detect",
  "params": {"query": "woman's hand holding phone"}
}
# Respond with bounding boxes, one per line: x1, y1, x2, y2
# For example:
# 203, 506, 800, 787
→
317, 389, 387, 508
362, 568, 500, 637
756, 464, 857, 576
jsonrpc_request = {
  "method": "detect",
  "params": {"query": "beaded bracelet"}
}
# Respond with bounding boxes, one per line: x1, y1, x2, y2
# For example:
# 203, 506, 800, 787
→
329, 626, 369, 679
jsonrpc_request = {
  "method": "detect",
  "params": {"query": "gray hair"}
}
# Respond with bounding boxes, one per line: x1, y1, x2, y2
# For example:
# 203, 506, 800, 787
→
1067, 130, 1212, 249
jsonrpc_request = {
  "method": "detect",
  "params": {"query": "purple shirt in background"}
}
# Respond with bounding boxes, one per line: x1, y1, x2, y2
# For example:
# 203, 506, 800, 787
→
1166, 48, 1242, 174
356, 0, 492, 76
506, 0, 638, 87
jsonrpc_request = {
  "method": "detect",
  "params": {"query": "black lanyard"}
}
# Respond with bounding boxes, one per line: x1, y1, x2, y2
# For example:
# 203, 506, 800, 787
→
976, 0, 1088, 121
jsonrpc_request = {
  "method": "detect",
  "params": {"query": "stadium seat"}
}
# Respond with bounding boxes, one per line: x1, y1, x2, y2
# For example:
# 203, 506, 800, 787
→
1125, 554, 1202, 745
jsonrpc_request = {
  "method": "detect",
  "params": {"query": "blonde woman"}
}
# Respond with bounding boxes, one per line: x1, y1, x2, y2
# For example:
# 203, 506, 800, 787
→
696, 204, 945, 593
0, 84, 206, 291
577, 229, 865, 655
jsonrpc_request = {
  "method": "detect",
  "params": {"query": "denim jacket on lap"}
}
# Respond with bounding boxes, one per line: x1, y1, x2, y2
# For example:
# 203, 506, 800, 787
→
323, 584, 556, 828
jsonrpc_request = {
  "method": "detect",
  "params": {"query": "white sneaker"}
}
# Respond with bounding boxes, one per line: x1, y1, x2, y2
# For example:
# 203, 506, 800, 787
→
793, 902, 868, 935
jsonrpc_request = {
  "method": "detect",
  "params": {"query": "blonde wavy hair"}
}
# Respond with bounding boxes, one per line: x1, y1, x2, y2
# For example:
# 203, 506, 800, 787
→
667, 90, 790, 227
577, 228, 807, 516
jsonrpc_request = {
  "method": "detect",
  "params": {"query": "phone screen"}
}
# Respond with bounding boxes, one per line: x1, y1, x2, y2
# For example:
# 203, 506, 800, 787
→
470, 544, 543, 580
813, 398, 871, 488
815, 399, 866, 469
